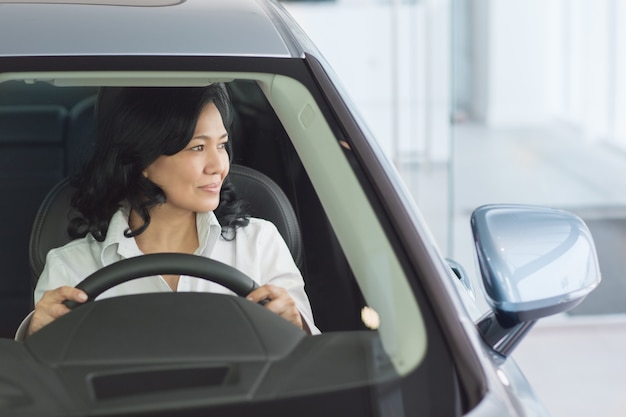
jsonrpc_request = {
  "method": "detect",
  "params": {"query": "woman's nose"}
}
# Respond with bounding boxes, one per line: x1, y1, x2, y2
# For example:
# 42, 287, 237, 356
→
204, 148, 227, 174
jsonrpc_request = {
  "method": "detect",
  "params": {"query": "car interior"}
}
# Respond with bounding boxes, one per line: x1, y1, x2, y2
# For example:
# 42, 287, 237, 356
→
0, 69, 467, 415
0, 79, 368, 338
0, 81, 97, 337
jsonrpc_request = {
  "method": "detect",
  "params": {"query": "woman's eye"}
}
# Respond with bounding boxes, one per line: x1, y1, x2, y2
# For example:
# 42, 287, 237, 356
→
190, 144, 204, 151
218, 142, 228, 149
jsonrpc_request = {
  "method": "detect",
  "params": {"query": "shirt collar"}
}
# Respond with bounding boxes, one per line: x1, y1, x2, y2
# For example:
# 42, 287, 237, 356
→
100, 207, 223, 265
195, 210, 222, 256
101, 205, 136, 265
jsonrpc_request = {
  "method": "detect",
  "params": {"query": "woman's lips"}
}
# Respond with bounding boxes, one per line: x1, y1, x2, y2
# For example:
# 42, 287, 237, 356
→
199, 183, 221, 193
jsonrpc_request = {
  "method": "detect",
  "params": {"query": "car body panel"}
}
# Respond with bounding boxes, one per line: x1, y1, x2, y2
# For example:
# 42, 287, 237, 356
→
0, 0, 298, 58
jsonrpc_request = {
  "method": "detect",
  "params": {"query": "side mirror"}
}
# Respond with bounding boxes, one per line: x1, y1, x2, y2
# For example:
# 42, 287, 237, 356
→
471, 204, 601, 356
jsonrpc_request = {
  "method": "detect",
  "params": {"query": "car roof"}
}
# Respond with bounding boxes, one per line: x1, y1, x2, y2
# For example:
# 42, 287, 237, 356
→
0, 0, 305, 58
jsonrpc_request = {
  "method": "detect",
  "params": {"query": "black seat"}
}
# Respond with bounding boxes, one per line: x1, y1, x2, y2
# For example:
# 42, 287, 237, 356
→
0, 104, 68, 337
0, 82, 99, 337
29, 163, 303, 284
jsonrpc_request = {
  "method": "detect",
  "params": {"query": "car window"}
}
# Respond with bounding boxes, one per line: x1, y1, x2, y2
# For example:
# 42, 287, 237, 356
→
0, 70, 463, 414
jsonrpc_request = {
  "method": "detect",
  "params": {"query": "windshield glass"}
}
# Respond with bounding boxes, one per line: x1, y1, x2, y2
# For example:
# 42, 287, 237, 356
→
0, 71, 429, 395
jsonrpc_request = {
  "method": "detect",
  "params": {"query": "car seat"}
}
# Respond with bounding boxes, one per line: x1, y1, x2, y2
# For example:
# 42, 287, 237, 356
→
0, 104, 68, 337
28, 163, 304, 286
0, 82, 99, 337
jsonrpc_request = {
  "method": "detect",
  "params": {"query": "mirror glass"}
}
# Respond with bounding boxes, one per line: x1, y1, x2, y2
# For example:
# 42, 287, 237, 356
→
471, 204, 601, 319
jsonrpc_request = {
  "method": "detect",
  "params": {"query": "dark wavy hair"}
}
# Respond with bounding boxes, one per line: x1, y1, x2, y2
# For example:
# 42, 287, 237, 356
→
68, 83, 250, 241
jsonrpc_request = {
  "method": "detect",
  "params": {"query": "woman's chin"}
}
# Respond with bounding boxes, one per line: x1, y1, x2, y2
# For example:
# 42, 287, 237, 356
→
197, 200, 220, 213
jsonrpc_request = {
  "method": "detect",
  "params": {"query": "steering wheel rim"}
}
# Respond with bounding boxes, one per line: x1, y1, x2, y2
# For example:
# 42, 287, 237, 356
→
64, 253, 259, 309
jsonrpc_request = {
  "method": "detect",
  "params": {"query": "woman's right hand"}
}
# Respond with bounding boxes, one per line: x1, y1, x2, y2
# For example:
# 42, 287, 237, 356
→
27, 286, 88, 337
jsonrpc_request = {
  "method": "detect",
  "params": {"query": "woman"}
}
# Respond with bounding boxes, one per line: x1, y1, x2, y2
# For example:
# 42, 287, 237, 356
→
17, 83, 318, 339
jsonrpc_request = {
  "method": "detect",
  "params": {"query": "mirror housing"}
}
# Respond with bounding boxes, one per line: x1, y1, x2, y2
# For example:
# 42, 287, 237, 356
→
471, 204, 601, 356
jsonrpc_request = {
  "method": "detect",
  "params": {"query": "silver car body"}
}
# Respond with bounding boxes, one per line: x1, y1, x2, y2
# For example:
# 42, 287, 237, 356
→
0, 1, 600, 416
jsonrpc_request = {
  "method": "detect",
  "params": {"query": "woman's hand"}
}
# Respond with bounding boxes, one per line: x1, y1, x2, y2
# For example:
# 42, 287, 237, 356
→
246, 284, 307, 332
27, 286, 88, 337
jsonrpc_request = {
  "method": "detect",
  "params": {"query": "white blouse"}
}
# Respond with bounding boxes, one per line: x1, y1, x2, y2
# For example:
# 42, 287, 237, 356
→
16, 208, 319, 339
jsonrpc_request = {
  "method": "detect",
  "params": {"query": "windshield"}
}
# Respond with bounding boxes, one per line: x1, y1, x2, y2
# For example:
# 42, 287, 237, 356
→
0, 68, 458, 416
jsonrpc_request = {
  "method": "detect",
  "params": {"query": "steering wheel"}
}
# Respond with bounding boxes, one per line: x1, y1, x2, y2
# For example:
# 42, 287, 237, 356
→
64, 253, 259, 308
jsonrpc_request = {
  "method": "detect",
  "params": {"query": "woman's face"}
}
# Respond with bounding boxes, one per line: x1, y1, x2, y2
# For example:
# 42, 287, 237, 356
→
143, 102, 230, 214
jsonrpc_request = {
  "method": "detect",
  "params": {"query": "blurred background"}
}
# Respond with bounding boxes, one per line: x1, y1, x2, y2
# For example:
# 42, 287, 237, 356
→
281, 1, 626, 416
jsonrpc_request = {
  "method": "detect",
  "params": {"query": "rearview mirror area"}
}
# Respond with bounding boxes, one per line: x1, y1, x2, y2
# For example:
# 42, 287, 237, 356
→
471, 204, 601, 355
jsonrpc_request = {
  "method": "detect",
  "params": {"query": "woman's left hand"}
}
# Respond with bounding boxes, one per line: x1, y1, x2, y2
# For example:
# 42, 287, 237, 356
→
246, 284, 304, 330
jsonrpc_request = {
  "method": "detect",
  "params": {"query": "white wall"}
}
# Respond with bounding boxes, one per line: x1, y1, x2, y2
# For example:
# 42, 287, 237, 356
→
471, 0, 626, 151
284, 0, 626, 155
283, 1, 451, 164
471, 0, 563, 126
615, 1, 626, 145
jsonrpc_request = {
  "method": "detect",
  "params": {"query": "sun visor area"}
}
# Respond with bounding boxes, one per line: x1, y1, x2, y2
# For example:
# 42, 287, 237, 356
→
0, 72, 239, 87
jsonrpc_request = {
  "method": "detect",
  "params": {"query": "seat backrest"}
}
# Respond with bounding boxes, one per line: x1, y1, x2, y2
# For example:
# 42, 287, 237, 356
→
29, 164, 303, 284
65, 95, 97, 176
0, 104, 68, 336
